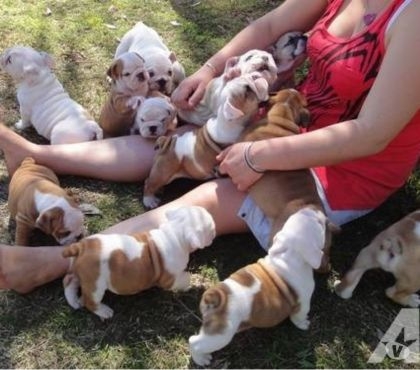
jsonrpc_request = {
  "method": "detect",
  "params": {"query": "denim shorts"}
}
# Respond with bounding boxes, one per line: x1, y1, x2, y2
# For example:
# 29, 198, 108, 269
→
237, 170, 373, 250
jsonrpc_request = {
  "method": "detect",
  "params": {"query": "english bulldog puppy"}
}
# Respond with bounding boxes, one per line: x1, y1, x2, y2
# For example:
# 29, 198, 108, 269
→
131, 96, 177, 139
0, 46, 103, 144
189, 207, 328, 366
114, 22, 185, 95
62, 205, 216, 320
99, 52, 149, 137
143, 72, 269, 209
269, 31, 307, 89
8, 157, 85, 246
334, 210, 420, 307
178, 49, 277, 126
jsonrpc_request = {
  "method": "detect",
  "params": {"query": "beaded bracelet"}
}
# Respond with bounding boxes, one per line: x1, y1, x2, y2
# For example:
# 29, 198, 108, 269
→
244, 142, 265, 173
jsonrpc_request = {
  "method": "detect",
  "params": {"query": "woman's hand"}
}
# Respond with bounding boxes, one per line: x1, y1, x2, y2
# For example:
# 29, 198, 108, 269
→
171, 66, 215, 110
217, 142, 264, 191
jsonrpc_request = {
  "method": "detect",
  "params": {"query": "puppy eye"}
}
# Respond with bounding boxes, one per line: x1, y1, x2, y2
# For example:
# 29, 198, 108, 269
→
140, 118, 145, 122
245, 54, 253, 62
389, 251, 395, 259
168, 70, 172, 77
149, 71, 155, 78
123, 72, 131, 77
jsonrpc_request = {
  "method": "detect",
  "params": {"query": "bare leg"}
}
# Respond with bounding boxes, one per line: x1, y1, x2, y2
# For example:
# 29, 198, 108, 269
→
0, 123, 193, 180
0, 178, 248, 293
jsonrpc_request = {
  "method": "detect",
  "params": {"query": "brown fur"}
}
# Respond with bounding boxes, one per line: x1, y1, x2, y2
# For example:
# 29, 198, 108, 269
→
200, 260, 297, 335
240, 89, 338, 272
8, 157, 79, 245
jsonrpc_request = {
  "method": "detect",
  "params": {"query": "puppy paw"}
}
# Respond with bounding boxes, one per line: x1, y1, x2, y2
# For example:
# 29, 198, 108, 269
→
15, 119, 30, 130
143, 195, 161, 209
191, 351, 212, 367
94, 303, 114, 320
333, 279, 353, 299
171, 272, 191, 292
126, 96, 143, 110
291, 317, 310, 330
407, 294, 420, 308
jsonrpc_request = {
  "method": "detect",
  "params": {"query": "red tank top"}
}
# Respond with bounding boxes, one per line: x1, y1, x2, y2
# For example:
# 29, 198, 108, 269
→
298, 0, 420, 210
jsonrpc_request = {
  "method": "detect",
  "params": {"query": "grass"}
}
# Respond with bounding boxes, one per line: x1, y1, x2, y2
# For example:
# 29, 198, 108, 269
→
0, 0, 419, 368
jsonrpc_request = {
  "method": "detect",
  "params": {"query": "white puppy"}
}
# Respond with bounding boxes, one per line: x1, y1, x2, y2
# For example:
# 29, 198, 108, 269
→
131, 96, 177, 138
178, 49, 277, 126
269, 31, 308, 90
62, 205, 216, 320
115, 22, 185, 95
143, 71, 269, 209
189, 207, 327, 366
0, 46, 103, 144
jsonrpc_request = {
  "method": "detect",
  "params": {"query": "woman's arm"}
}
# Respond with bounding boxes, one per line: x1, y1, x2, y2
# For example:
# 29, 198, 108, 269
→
218, 0, 420, 191
172, 0, 327, 110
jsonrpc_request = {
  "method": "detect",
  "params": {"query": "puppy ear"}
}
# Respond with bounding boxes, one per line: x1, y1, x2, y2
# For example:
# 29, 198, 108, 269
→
168, 51, 177, 63
39, 51, 54, 69
35, 207, 64, 234
107, 59, 122, 80
223, 66, 241, 82
222, 100, 244, 121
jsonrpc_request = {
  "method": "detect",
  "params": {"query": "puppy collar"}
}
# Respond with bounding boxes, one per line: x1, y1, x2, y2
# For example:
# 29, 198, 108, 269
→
202, 125, 225, 154
256, 258, 298, 311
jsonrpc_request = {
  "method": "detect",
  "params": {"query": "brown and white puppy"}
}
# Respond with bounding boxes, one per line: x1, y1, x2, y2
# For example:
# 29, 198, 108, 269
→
8, 157, 85, 246
189, 207, 328, 366
142, 72, 269, 209
178, 49, 277, 126
62, 206, 216, 320
238, 89, 339, 271
131, 96, 177, 139
268, 31, 307, 90
334, 210, 420, 307
0, 46, 103, 144
114, 22, 185, 95
99, 52, 149, 137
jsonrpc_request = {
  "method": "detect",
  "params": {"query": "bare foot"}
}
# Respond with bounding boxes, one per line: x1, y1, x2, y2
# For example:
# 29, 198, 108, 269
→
0, 244, 69, 293
0, 123, 38, 177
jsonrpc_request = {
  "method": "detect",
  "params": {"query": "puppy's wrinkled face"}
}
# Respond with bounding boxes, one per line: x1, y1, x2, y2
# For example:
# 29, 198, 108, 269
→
133, 97, 176, 138
35, 206, 85, 245
108, 51, 149, 95
144, 52, 174, 95
220, 72, 269, 122
236, 49, 278, 86
0, 45, 54, 84
271, 31, 307, 73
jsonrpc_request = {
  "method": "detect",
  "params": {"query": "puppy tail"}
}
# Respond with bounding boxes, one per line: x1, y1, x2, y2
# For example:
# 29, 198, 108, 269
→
62, 242, 84, 258
199, 285, 230, 334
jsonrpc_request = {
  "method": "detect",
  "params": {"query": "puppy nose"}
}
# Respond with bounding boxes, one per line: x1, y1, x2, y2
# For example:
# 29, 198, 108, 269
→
157, 79, 166, 88
137, 72, 146, 82
149, 126, 157, 134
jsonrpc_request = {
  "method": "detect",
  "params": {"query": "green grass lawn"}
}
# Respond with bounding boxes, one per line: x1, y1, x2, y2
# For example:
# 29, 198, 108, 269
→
0, 1, 419, 368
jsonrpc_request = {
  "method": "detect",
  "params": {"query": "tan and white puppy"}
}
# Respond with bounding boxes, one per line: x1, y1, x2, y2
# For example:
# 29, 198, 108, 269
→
334, 210, 420, 307
0, 46, 103, 144
143, 72, 269, 209
8, 157, 85, 246
189, 207, 328, 366
62, 206, 216, 320
115, 22, 185, 95
131, 96, 177, 139
99, 52, 149, 137
178, 49, 277, 126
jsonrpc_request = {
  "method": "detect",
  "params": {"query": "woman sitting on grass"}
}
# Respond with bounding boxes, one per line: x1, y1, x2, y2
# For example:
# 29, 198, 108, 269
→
1, 0, 420, 293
